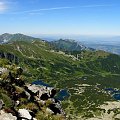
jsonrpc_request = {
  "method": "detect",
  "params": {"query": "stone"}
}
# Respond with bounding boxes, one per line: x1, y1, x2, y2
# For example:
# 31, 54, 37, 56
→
15, 101, 20, 107
0, 99, 5, 110
18, 109, 32, 120
0, 67, 8, 75
46, 108, 54, 114
0, 111, 17, 120
25, 91, 31, 100
115, 113, 120, 119
26, 84, 55, 100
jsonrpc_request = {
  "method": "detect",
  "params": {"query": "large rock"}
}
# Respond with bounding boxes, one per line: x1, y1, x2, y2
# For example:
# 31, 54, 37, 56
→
0, 67, 8, 75
18, 109, 32, 120
46, 108, 54, 114
0, 110, 17, 120
26, 84, 56, 100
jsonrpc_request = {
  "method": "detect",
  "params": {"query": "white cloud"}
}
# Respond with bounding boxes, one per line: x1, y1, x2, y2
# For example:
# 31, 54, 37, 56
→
0, 1, 7, 12
0, 0, 17, 14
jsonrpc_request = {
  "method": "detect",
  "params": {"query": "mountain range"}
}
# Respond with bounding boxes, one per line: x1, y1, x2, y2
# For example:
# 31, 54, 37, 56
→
0, 33, 91, 52
0, 33, 120, 119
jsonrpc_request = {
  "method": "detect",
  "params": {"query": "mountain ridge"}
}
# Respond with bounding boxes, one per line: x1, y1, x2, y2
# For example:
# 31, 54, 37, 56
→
0, 33, 94, 52
0, 33, 42, 44
50, 39, 91, 52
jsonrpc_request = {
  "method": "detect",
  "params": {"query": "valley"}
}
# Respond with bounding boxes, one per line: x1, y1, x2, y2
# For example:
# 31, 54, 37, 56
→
0, 33, 120, 119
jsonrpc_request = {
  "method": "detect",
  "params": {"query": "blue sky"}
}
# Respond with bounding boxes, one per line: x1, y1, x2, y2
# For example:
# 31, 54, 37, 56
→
0, 0, 120, 36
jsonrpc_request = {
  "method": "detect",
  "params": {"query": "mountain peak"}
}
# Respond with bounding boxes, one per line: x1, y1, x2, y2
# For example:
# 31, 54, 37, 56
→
14, 33, 28, 36
51, 38, 89, 51
0, 33, 40, 44
1, 33, 11, 35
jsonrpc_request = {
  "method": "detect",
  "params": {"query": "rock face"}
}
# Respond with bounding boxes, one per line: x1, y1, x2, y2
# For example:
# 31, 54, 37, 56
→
26, 84, 56, 100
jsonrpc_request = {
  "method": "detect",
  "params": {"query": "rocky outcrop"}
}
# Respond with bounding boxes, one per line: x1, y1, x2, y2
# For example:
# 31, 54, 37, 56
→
26, 84, 56, 100
0, 52, 19, 64
0, 68, 66, 120
26, 84, 64, 115
0, 108, 37, 120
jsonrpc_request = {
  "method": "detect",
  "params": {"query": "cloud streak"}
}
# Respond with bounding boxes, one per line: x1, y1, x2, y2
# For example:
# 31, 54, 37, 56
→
6, 4, 114, 15
11, 6, 74, 14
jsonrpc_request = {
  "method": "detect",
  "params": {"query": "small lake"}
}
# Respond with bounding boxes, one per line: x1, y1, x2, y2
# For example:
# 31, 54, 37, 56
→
113, 94, 120, 100
32, 80, 51, 87
32, 80, 70, 101
55, 89, 70, 101
105, 88, 120, 100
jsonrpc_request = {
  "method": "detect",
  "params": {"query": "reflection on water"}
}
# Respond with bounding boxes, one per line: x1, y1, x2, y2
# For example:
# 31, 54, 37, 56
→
55, 89, 70, 101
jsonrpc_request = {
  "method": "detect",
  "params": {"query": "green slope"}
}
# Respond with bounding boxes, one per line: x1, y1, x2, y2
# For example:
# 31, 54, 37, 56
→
1, 39, 120, 119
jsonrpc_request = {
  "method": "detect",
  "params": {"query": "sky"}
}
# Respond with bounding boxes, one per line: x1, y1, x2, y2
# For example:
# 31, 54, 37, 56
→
0, 0, 120, 36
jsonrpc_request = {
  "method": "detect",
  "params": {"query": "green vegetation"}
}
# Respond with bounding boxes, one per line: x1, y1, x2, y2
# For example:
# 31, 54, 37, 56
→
0, 36, 120, 119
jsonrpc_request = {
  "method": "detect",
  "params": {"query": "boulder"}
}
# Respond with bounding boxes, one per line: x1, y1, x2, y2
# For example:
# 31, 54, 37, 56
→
25, 91, 31, 100
0, 99, 5, 110
26, 84, 56, 101
46, 108, 54, 114
18, 109, 32, 120
15, 101, 20, 107
0, 67, 8, 75
0, 110, 17, 120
